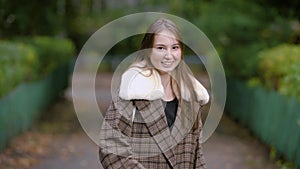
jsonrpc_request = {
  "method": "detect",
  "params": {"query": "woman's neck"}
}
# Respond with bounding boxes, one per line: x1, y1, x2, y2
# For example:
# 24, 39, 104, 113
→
160, 73, 170, 87
159, 72, 175, 101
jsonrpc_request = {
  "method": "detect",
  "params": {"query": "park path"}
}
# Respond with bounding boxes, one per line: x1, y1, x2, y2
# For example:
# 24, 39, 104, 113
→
29, 73, 279, 169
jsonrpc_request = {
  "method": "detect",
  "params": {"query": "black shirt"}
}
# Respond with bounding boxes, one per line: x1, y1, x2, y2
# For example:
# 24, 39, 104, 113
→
162, 97, 178, 128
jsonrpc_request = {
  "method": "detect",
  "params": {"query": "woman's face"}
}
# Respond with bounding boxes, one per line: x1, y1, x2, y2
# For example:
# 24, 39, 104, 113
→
150, 30, 182, 74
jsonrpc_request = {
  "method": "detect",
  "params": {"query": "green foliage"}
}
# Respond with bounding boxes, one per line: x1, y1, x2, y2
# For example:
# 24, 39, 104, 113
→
0, 37, 75, 97
0, 0, 64, 37
168, 0, 203, 20
260, 17, 300, 46
0, 41, 37, 97
256, 44, 300, 100
163, 0, 299, 79
192, 0, 268, 78
254, 0, 300, 19
20, 36, 76, 77
2, 0, 295, 80
270, 146, 295, 169
65, 4, 131, 50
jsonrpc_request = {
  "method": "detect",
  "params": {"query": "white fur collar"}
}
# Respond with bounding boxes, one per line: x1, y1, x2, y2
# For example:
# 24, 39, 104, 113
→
119, 67, 209, 105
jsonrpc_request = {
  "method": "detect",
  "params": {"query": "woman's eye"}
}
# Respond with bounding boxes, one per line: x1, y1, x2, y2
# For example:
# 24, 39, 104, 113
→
157, 46, 165, 50
173, 46, 179, 50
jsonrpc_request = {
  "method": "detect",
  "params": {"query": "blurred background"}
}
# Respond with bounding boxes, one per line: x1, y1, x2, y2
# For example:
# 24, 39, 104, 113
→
0, 0, 299, 169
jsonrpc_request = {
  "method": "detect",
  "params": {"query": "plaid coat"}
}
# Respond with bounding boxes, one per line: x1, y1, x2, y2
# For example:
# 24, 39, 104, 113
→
99, 68, 209, 169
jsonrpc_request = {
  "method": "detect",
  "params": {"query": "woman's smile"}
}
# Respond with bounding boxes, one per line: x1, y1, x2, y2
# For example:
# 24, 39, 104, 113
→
161, 60, 174, 67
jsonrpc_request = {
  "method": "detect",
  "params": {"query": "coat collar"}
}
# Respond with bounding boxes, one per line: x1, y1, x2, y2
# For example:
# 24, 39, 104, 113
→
119, 67, 209, 105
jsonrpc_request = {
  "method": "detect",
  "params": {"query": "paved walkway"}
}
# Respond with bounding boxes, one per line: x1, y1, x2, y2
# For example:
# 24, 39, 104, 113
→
33, 116, 278, 169
34, 73, 279, 169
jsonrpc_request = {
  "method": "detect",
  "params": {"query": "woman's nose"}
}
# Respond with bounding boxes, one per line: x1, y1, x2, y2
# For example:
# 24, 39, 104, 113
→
164, 49, 173, 59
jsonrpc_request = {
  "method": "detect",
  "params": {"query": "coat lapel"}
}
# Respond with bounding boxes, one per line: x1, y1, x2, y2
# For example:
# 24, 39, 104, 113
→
134, 99, 177, 168
170, 101, 200, 143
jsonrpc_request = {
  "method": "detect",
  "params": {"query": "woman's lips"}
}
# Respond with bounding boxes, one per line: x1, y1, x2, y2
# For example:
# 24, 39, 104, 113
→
161, 61, 174, 67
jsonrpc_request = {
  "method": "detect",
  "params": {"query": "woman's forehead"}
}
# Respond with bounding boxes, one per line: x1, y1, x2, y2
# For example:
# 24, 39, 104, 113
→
154, 30, 179, 43
156, 30, 176, 37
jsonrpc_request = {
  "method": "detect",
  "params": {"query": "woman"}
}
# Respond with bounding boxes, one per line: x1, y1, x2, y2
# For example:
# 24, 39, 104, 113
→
99, 18, 209, 169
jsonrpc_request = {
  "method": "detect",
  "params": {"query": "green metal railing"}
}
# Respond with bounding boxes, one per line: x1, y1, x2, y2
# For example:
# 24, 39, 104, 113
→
226, 79, 300, 167
0, 61, 72, 151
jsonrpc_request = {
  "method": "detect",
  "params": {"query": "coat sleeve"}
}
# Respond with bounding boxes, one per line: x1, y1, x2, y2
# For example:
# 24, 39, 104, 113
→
99, 101, 146, 169
194, 108, 207, 169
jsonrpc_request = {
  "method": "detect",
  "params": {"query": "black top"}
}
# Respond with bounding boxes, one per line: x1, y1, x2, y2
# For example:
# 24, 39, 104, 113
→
162, 97, 178, 128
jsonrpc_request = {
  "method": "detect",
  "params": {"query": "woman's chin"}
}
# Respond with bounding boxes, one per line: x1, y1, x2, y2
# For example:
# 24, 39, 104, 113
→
157, 68, 175, 75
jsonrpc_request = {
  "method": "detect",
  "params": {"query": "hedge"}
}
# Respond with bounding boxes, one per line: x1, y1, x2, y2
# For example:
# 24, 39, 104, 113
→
0, 37, 75, 97
255, 44, 300, 100
0, 37, 75, 151
229, 44, 300, 167
226, 79, 300, 168
16, 36, 76, 78
0, 42, 37, 97
0, 62, 71, 151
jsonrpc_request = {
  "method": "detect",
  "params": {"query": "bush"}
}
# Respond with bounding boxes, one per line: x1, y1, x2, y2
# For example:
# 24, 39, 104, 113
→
0, 41, 38, 97
0, 36, 75, 97
19, 36, 75, 78
256, 44, 300, 100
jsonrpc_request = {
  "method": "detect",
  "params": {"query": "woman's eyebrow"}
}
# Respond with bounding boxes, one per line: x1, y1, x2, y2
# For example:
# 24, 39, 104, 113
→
153, 43, 166, 46
154, 43, 180, 46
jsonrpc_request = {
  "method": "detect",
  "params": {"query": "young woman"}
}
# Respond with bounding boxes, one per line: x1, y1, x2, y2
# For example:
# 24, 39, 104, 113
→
99, 18, 209, 169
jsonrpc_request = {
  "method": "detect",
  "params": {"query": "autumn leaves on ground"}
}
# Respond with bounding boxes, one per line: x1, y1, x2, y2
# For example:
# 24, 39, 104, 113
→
0, 98, 80, 169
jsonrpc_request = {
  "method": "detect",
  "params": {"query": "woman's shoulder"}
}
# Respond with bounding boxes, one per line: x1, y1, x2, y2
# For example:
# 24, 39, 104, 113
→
180, 75, 210, 105
119, 66, 164, 101
190, 76, 210, 105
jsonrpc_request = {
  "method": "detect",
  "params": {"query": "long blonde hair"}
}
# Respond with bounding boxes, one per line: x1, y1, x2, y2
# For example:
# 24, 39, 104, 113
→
132, 18, 200, 129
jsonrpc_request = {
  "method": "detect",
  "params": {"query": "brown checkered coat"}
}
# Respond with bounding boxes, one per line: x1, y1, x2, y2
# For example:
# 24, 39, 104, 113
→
99, 98, 206, 169
99, 68, 208, 169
